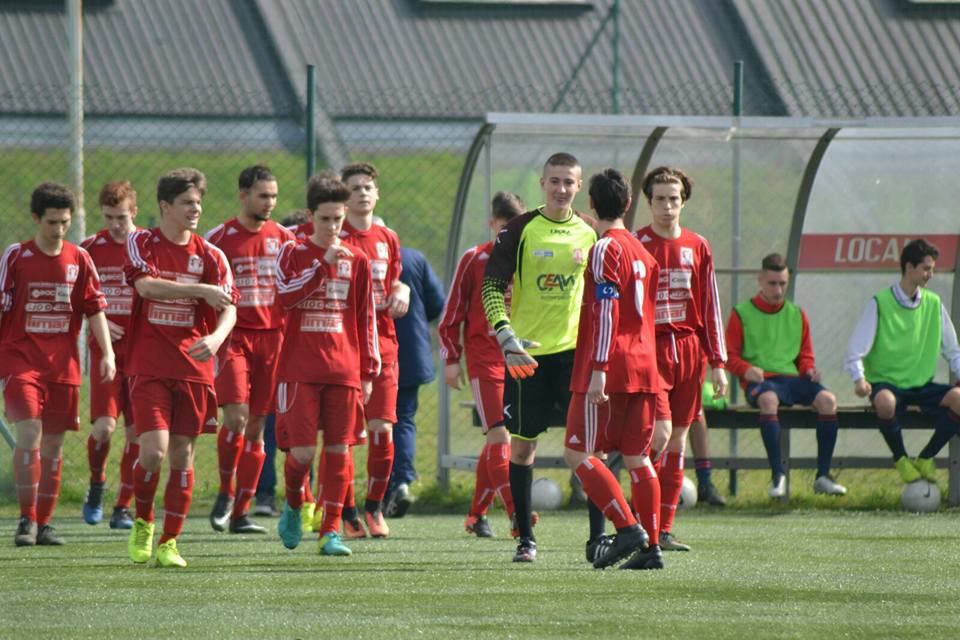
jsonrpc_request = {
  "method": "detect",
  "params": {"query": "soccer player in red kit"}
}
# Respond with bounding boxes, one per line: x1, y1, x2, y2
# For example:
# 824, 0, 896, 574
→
439, 192, 524, 538
565, 168, 663, 570
80, 181, 141, 530
273, 173, 379, 557
205, 165, 295, 534
335, 162, 409, 539
124, 169, 238, 568
4, 182, 115, 547
635, 166, 727, 552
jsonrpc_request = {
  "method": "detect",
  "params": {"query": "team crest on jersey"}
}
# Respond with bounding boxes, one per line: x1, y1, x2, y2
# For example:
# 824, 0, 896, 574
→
376, 242, 389, 259
680, 247, 694, 266
65, 264, 79, 283
265, 238, 280, 255
337, 259, 352, 279
187, 254, 204, 274
572, 248, 585, 265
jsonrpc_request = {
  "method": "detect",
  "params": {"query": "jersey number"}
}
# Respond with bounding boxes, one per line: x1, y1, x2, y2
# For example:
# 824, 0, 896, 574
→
633, 259, 646, 317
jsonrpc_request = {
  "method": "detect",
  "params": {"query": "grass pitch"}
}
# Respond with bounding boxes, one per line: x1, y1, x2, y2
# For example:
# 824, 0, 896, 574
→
2, 505, 958, 639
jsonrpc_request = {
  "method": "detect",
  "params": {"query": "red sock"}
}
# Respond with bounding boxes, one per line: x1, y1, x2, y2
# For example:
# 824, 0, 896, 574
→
487, 442, 514, 517
216, 429, 244, 497
314, 448, 326, 508
133, 460, 161, 522
13, 448, 40, 521
658, 451, 685, 534
320, 450, 351, 535
159, 469, 194, 544
575, 456, 637, 530
116, 441, 139, 509
283, 455, 311, 510
232, 440, 265, 518
630, 464, 661, 546
469, 443, 494, 516
36, 456, 63, 526
366, 430, 394, 504
302, 470, 314, 505
344, 446, 356, 509
87, 435, 110, 484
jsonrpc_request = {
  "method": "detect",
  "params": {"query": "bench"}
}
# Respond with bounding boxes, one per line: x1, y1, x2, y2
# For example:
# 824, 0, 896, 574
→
442, 402, 960, 506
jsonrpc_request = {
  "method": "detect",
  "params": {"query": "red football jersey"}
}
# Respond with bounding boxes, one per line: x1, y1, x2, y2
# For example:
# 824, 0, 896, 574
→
123, 228, 238, 385
275, 239, 380, 388
635, 225, 727, 367
205, 218, 295, 330
438, 241, 505, 380
340, 219, 402, 365
81, 229, 137, 330
291, 221, 312, 241
0, 239, 106, 385
571, 228, 660, 394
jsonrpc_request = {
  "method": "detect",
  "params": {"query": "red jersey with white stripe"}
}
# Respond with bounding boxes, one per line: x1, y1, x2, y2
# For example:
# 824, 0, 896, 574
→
635, 225, 727, 367
571, 228, 659, 394
0, 239, 106, 384
204, 218, 295, 330
437, 241, 506, 380
80, 229, 137, 330
275, 239, 380, 388
291, 221, 312, 241
124, 228, 238, 384
340, 219, 401, 365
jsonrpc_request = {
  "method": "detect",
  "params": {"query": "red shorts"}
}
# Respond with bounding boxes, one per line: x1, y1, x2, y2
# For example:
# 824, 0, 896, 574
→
89, 346, 133, 425
2, 372, 80, 434
470, 377, 504, 433
565, 391, 656, 456
655, 332, 705, 428
365, 361, 398, 423
215, 328, 283, 416
275, 381, 364, 449
130, 376, 217, 438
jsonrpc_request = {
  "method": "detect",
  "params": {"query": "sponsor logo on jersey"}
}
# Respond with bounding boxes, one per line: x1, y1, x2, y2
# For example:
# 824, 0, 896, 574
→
301, 311, 343, 333
655, 302, 687, 324
66, 264, 79, 283
265, 238, 280, 255
26, 314, 70, 334
680, 247, 695, 266
325, 279, 350, 300
549, 228, 572, 235
187, 254, 203, 274
667, 269, 692, 290
370, 260, 388, 282
147, 303, 195, 327
536, 273, 577, 291
533, 249, 554, 258
670, 290, 692, 301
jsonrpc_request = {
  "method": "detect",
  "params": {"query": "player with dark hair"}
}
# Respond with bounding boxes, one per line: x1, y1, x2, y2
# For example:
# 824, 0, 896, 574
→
565, 168, 663, 570
205, 165, 295, 535
124, 168, 238, 567
335, 161, 409, 539
482, 152, 597, 562
273, 174, 379, 557
727, 253, 845, 498
4, 182, 115, 547
439, 191, 525, 538
845, 238, 960, 483
80, 181, 141, 529
635, 166, 727, 552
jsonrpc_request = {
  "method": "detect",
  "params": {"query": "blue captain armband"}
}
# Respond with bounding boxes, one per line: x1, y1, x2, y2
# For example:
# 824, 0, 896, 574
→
596, 283, 619, 300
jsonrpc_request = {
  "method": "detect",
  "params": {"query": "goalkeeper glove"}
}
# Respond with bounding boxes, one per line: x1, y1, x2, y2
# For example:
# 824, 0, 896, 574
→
496, 325, 540, 380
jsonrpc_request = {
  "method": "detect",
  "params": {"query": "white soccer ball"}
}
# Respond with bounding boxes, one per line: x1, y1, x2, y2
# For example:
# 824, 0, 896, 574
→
677, 476, 698, 510
901, 480, 941, 513
531, 477, 564, 511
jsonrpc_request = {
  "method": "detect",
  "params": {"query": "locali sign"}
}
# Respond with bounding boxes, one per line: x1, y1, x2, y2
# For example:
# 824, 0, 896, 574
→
797, 234, 958, 270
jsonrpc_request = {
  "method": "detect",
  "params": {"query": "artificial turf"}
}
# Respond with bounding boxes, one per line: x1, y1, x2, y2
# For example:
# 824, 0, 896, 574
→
2, 506, 958, 639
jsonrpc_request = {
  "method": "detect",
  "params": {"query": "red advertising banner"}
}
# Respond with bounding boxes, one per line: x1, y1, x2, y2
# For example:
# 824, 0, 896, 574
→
797, 234, 959, 270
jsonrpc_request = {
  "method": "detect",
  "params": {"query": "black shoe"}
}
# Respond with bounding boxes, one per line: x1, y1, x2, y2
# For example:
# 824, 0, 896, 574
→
585, 534, 614, 563
15, 517, 37, 547
384, 483, 413, 519
698, 481, 727, 507
619, 544, 664, 570
36, 524, 64, 546
593, 525, 649, 569
513, 537, 537, 563
465, 514, 495, 538
109, 507, 134, 530
229, 513, 268, 534
659, 531, 691, 551
253, 494, 279, 517
209, 492, 232, 532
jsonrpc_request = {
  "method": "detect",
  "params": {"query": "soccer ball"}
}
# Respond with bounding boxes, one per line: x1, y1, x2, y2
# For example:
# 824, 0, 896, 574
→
678, 475, 698, 509
901, 480, 941, 513
531, 477, 564, 511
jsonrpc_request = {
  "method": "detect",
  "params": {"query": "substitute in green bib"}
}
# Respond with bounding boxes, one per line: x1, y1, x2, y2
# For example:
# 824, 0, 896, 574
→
845, 239, 960, 484
726, 254, 846, 499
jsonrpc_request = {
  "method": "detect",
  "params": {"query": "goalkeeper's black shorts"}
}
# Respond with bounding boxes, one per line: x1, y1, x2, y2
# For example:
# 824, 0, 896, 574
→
502, 349, 574, 440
